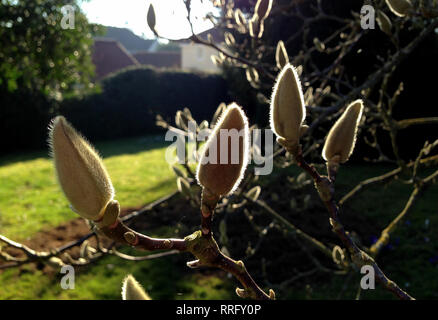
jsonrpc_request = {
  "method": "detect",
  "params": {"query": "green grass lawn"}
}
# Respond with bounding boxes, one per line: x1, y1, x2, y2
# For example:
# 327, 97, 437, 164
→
0, 237, 235, 300
0, 134, 236, 300
0, 135, 176, 239
0, 136, 437, 299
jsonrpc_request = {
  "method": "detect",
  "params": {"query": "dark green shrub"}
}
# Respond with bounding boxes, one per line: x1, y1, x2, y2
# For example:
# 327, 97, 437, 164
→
60, 66, 231, 142
1, 66, 230, 154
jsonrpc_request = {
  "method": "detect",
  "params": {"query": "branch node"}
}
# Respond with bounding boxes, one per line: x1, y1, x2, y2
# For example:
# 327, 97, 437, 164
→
123, 232, 138, 246
236, 260, 245, 273
163, 239, 173, 249
315, 176, 334, 202
329, 218, 343, 233
351, 249, 375, 269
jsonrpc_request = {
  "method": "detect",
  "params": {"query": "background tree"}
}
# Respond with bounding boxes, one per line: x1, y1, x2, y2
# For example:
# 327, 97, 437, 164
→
0, 0, 103, 153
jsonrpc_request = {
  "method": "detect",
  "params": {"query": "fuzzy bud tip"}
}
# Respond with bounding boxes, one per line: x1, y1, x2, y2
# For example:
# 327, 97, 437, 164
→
48, 116, 114, 221
270, 63, 306, 151
322, 100, 364, 164
121, 275, 151, 300
196, 103, 249, 197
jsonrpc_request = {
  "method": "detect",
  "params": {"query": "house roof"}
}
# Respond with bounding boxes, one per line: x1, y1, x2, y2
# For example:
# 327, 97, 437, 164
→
101, 26, 156, 53
175, 28, 225, 44
92, 39, 140, 80
133, 51, 181, 69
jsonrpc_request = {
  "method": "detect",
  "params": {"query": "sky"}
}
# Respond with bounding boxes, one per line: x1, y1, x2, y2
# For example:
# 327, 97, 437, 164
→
80, 0, 216, 40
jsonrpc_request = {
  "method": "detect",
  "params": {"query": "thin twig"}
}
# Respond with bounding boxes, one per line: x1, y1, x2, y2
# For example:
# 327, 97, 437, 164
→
291, 146, 414, 300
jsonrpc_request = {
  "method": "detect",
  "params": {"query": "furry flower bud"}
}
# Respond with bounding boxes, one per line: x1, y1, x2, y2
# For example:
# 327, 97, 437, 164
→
49, 116, 115, 221
249, 15, 263, 38
322, 100, 364, 164
121, 275, 151, 300
270, 64, 306, 152
385, 0, 413, 17
235, 9, 247, 26
196, 103, 249, 196
224, 32, 236, 46
376, 10, 392, 35
275, 40, 289, 70
147, 4, 156, 32
255, 0, 273, 20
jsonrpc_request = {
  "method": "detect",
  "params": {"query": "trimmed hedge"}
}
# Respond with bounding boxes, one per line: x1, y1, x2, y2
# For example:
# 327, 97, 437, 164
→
0, 89, 57, 155
61, 66, 231, 142
1, 66, 230, 155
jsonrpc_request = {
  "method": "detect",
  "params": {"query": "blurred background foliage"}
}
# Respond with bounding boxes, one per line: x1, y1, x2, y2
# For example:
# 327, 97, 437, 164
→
0, 0, 230, 154
1, 0, 437, 161
61, 67, 230, 144
0, 0, 102, 154
220, 0, 438, 161
0, 0, 100, 96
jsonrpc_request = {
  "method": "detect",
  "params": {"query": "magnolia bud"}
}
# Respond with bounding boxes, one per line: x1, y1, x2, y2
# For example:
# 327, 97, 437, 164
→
177, 177, 192, 198
275, 40, 289, 70
46, 257, 65, 268
235, 287, 248, 298
322, 100, 364, 164
49, 116, 115, 221
385, 0, 413, 17
376, 10, 392, 35
246, 67, 260, 88
147, 4, 156, 32
234, 8, 247, 33
224, 32, 236, 46
249, 15, 261, 38
121, 275, 151, 300
313, 37, 325, 52
211, 55, 222, 66
96, 200, 120, 228
270, 64, 306, 152
255, 0, 273, 20
332, 246, 346, 266
269, 289, 276, 300
211, 102, 227, 128
196, 103, 249, 196
175, 110, 189, 130
234, 8, 247, 26
246, 186, 261, 201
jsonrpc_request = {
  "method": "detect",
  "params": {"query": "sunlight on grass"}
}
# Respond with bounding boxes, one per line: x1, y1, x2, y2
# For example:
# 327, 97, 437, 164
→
1, 141, 437, 300
0, 135, 176, 239
0, 251, 235, 300
0, 134, 233, 301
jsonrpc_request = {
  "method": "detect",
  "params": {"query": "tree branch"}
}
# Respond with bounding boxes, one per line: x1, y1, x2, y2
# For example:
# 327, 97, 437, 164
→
291, 146, 415, 300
